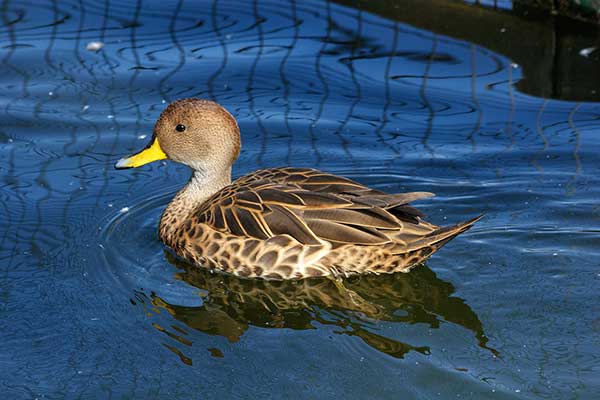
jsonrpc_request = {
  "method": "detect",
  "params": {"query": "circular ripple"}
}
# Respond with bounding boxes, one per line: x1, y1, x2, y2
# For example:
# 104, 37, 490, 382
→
94, 190, 200, 305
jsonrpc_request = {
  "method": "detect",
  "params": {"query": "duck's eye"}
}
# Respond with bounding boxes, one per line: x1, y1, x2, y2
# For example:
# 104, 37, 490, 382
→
175, 124, 186, 132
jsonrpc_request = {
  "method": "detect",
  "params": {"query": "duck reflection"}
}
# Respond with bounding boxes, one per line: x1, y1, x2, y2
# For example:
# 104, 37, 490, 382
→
143, 252, 496, 363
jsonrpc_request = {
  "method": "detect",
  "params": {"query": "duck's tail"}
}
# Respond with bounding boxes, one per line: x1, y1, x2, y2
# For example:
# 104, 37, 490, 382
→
400, 215, 484, 269
422, 214, 483, 248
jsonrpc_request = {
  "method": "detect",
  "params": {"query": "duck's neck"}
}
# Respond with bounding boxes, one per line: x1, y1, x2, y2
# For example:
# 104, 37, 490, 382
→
159, 167, 232, 244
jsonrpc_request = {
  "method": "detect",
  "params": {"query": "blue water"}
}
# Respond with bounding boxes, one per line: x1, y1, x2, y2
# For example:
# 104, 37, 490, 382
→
1, 0, 600, 398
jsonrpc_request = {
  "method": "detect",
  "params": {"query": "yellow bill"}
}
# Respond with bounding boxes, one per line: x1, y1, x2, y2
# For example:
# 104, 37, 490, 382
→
115, 136, 167, 169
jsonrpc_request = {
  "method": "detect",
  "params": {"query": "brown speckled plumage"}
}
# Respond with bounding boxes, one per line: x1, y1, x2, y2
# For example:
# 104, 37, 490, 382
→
116, 99, 482, 280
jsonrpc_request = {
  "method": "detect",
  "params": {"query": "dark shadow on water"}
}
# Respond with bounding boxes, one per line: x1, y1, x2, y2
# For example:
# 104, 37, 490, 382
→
140, 251, 498, 364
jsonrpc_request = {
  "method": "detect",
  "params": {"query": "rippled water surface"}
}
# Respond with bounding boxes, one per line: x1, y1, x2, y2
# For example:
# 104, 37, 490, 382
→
2, 0, 600, 398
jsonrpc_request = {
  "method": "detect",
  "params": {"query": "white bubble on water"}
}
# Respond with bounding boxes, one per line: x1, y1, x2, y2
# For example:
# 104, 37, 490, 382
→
86, 41, 104, 51
579, 47, 596, 58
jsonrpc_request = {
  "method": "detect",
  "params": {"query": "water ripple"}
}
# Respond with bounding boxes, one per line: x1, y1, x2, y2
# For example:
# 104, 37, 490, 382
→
2, 0, 600, 398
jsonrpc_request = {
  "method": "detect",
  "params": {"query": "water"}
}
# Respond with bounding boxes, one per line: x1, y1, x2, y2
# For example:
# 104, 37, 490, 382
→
1, 0, 600, 398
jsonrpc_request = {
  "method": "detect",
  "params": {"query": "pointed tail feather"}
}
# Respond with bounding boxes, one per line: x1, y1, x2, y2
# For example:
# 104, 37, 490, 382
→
407, 214, 484, 253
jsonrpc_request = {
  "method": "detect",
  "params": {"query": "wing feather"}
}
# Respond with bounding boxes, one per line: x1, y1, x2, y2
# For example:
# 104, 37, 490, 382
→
193, 168, 435, 246
224, 208, 245, 236
263, 205, 321, 245
289, 191, 353, 208
213, 206, 226, 230
353, 192, 435, 208
234, 207, 270, 239
256, 188, 305, 206
304, 208, 398, 229
305, 219, 391, 245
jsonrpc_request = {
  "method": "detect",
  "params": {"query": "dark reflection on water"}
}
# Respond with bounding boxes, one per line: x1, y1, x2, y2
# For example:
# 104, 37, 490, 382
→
145, 252, 497, 362
2, 0, 600, 398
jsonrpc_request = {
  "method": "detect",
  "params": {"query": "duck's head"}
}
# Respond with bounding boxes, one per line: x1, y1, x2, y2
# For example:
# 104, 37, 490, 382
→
115, 98, 241, 173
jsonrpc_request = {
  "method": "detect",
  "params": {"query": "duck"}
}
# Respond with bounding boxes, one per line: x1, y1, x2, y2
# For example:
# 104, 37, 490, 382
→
115, 98, 481, 280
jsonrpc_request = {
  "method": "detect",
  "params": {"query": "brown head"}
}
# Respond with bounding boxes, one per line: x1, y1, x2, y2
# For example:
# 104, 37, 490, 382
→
115, 98, 241, 174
